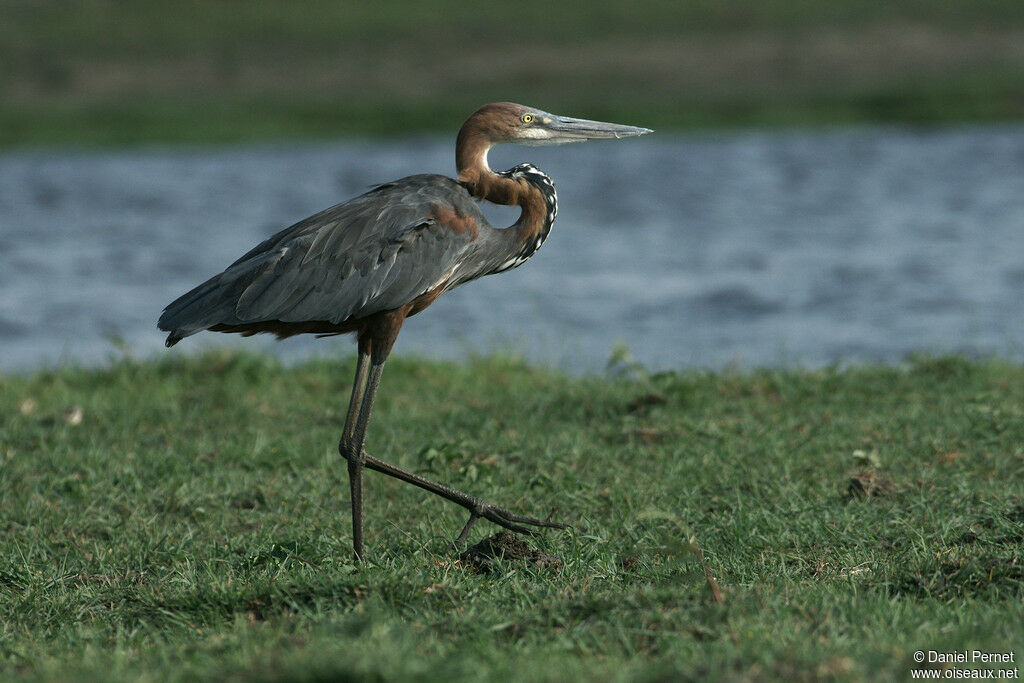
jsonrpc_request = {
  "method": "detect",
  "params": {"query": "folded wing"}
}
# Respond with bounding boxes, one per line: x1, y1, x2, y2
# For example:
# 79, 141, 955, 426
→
158, 175, 481, 344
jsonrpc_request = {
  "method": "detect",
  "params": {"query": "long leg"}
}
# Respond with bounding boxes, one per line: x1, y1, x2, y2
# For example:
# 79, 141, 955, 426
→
340, 357, 565, 558
345, 357, 385, 561
339, 349, 372, 561
339, 316, 567, 560
359, 451, 567, 539
341, 350, 371, 449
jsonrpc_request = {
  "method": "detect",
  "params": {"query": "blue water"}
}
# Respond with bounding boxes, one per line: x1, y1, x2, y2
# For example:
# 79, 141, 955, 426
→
1, 126, 1023, 372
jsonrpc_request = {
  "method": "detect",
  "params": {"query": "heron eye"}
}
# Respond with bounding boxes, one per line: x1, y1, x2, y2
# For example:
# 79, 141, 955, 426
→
521, 114, 534, 124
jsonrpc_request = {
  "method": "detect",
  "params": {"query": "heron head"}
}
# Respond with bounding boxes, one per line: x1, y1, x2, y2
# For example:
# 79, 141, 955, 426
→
464, 102, 652, 146
456, 103, 651, 183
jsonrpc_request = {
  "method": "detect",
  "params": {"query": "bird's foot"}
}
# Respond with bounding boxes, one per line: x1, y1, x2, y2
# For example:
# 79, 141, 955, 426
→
454, 501, 565, 546
354, 449, 568, 546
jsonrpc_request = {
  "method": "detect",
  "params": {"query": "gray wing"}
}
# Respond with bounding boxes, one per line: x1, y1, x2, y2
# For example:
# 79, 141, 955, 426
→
159, 175, 481, 341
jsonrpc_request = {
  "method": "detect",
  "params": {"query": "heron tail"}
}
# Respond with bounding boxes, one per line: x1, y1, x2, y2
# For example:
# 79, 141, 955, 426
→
157, 271, 244, 347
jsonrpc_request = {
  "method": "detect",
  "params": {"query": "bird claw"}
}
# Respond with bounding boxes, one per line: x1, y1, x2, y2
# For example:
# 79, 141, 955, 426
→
455, 501, 567, 546
358, 450, 568, 547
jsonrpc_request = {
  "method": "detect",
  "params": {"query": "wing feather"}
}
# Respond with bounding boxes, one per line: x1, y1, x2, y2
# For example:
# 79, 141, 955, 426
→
159, 175, 484, 341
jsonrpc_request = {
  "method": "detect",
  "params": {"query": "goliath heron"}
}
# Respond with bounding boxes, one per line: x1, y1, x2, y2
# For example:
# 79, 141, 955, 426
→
159, 102, 651, 560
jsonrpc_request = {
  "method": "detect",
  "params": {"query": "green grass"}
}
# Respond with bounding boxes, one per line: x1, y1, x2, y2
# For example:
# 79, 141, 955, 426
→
1, 350, 1022, 680
3, 0, 1024, 147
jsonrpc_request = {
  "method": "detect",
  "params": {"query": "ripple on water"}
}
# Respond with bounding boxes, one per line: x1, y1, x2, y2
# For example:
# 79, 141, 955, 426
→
2, 126, 1024, 371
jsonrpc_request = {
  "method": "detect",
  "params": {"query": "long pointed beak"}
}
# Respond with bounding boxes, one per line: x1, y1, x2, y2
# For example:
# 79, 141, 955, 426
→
544, 114, 653, 141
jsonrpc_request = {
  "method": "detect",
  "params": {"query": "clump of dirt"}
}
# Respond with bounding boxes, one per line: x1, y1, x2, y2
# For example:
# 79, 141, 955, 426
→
847, 470, 897, 499
459, 532, 562, 573
1007, 504, 1024, 524
627, 392, 667, 414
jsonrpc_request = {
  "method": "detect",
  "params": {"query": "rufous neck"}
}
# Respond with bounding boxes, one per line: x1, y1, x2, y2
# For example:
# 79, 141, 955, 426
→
456, 121, 525, 206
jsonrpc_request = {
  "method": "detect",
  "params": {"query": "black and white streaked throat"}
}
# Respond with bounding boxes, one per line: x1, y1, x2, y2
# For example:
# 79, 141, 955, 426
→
492, 163, 558, 274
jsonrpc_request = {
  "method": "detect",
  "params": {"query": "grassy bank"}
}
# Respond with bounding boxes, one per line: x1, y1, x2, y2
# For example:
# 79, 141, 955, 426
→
3, 1, 1024, 147
1, 351, 1022, 680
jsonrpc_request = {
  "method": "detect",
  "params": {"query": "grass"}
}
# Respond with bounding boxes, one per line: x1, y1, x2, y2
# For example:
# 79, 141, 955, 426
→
1, 350, 1022, 680
3, 0, 1024, 147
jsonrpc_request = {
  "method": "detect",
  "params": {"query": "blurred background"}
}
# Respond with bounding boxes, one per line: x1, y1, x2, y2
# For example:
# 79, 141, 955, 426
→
2, 0, 1023, 371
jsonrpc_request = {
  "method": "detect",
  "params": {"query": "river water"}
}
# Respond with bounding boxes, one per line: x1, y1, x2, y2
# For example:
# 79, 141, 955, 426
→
1, 126, 1022, 373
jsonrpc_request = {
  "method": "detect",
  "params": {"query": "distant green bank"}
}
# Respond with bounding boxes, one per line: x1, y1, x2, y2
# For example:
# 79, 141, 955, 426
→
2, 80, 1022, 149
1, 351, 1021, 680
3, 1, 1024, 147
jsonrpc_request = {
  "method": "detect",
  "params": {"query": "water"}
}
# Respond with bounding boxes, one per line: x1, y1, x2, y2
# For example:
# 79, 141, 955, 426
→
2, 126, 1023, 373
